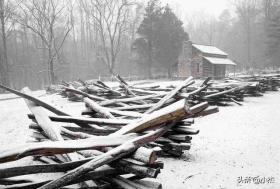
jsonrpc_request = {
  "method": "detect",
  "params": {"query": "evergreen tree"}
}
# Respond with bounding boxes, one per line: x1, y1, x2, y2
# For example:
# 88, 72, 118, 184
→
154, 5, 188, 77
135, 0, 161, 78
134, 1, 188, 78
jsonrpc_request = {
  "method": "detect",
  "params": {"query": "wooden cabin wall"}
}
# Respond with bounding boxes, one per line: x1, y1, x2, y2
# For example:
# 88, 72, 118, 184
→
213, 65, 226, 79
202, 61, 214, 78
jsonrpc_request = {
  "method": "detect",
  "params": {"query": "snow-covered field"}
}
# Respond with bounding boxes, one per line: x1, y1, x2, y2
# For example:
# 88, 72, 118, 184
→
0, 88, 279, 188
158, 92, 280, 189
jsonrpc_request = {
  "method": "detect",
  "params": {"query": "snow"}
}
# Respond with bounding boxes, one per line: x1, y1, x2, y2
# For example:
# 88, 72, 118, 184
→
0, 85, 279, 188
0, 90, 46, 101
204, 56, 237, 66
158, 92, 280, 189
192, 44, 228, 56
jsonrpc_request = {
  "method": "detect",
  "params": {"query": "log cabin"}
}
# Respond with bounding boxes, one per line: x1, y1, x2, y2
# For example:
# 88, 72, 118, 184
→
178, 41, 236, 79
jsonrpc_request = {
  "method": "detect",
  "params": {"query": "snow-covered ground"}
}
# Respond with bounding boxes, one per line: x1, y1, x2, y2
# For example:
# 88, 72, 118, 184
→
158, 92, 280, 189
0, 87, 279, 188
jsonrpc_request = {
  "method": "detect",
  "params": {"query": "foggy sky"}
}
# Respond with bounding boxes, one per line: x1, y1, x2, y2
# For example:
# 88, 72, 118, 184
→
161, 0, 232, 18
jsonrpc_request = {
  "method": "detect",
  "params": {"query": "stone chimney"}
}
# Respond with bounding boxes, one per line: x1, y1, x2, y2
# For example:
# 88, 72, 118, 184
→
178, 40, 193, 77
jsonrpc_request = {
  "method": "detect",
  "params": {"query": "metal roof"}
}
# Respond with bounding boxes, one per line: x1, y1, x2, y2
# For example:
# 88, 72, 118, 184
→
203, 56, 236, 66
193, 44, 228, 56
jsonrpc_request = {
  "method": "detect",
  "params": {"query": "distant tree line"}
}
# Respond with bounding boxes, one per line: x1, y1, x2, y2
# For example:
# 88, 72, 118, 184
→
185, 0, 280, 71
0, 0, 187, 89
0, 0, 187, 88
1, 0, 280, 90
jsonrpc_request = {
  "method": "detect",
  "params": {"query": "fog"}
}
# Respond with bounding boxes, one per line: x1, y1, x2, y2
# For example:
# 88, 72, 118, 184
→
0, 0, 279, 89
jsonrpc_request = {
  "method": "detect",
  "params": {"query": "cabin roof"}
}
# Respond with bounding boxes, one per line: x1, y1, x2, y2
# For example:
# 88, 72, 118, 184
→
203, 56, 236, 66
192, 44, 228, 56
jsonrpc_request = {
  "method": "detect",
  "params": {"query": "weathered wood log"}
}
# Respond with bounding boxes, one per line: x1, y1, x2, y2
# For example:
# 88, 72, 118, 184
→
145, 77, 194, 113
22, 87, 95, 189
27, 114, 131, 126
38, 127, 170, 189
29, 123, 115, 136
104, 176, 141, 189
0, 85, 68, 116
2, 166, 117, 189
112, 161, 160, 178
164, 149, 184, 157
60, 127, 93, 139
114, 100, 208, 135
107, 108, 143, 118
167, 142, 191, 151
106, 175, 161, 189
85, 98, 143, 118
130, 147, 157, 165
31, 132, 48, 141
63, 86, 106, 101
96, 80, 123, 96
0, 133, 138, 163
154, 137, 173, 144
172, 126, 200, 135
115, 75, 147, 105
0, 178, 31, 185
80, 147, 157, 165
0, 154, 160, 179
84, 97, 115, 119
132, 179, 162, 189
99, 94, 163, 106
115, 104, 155, 111
167, 134, 192, 142
22, 88, 63, 141
0, 85, 94, 129
230, 98, 243, 105
203, 85, 246, 99
0, 158, 92, 178
79, 150, 161, 178
179, 118, 194, 124
177, 78, 209, 98
178, 86, 206, 98
192, 106, 219, 118
148, 161, 164, 169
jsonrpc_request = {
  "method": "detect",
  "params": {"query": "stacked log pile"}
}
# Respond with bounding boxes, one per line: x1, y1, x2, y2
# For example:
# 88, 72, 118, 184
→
56, 76, 218, 156
1, 73, 278, 188
235, 73, 280, 92
0, 76, 217, 189
54, 73, 280, 108
195, 74, 280, 106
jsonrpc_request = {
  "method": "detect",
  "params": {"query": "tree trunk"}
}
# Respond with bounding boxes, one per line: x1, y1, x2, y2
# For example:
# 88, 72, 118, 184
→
0, 0, 10, 87
246, 21, 251, 69
148, 40, 153, 78
48, 47, 55, 84
110, 56, 116, 76
167, 66, 172, 78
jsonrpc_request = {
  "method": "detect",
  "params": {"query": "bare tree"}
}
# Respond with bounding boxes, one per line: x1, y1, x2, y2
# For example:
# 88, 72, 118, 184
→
263, 0, 278, 20
16, 0, 71, 84
128, 2, 144, 45
234, 0, 259, 69
0, 0, 14, 86
81, 0, 135, 75
184, 12, 218, 45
